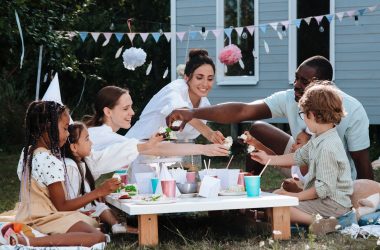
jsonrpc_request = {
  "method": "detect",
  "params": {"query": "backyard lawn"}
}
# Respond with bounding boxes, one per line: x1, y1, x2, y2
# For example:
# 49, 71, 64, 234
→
1, 153, 380, 249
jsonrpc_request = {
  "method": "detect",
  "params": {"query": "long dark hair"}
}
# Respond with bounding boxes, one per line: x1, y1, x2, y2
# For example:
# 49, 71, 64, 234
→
64, 122, 96, 203
22, 101, 67, 185
184, 49, 215, 81
83, 86, 129, 127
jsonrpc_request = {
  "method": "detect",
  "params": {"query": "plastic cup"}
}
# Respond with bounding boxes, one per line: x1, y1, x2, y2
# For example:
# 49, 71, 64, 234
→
244, 176, 260, 197
151, 178, 159, 194
186, 172, 197, 183
161, 180, 176, 198
120, 173, 128, 185
237, 172, 245, 186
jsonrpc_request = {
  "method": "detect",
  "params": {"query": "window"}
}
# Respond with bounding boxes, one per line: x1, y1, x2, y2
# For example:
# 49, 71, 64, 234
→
216, 0, 259, 85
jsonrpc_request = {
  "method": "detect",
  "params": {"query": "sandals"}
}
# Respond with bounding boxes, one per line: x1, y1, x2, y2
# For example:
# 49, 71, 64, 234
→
1, 222, 31, 246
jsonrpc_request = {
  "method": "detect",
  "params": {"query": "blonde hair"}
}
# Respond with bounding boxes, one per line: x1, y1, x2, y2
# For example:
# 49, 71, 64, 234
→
299, 82, 346, 124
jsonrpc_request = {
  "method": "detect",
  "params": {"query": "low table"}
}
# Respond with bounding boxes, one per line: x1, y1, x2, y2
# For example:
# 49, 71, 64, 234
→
106, 192, 298, 246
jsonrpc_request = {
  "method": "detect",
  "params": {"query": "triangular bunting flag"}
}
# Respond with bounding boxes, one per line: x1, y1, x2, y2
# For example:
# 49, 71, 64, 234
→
304, 17, 312, 25
315, 15, 324, 25
79, 32, 88, 42
336, 12, 345, 22
164, 32, 172, 41
235, 27, 244, 37
127, 33, 136, 42
246, 25, 254, 35
177, 31, 186, 41
189, 31, 198, 40
224, 28, 233, 38
358, 8, 366, 16
212, 29, 222, 38
91, 32, 100, 42
294, 19, 302, 28
259, 24, 267, 33
114, 32, 124, 42
102, 33, 112, 46
269, 22, 278, 31
139, 33, 149, 42
368, 5, 378, 12
326, 14, 334, 23
152, 32, 161, 42
281, 21, 289, 29
346, 10, 356, 17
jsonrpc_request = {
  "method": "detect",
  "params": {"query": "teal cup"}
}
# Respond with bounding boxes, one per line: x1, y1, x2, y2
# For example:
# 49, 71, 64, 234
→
151, 178, 159, 194
244, 176, 260, 197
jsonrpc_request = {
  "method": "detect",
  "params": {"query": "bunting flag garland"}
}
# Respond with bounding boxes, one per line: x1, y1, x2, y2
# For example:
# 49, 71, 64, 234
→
127, 33, 136, 43
79, 32, 88, 41
91, 32, 100, 42
164, 32, 172, 41
140, 33, 149, 42
151, 32, 161, 42
114, 32, 124, 42
176, 31, 186, 41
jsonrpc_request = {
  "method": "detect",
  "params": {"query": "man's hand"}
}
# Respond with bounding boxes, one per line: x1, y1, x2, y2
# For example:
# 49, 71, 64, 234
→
166, 109, 194, 131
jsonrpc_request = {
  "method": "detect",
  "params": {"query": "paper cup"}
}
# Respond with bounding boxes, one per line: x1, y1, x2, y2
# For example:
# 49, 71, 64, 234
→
151, 178, 159, 194
244, 176, 260, 197
161, 180, 176, 198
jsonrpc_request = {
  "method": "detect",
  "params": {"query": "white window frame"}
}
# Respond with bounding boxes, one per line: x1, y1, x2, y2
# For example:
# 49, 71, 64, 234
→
216, 0, 259, 85
288, 0, 335, 84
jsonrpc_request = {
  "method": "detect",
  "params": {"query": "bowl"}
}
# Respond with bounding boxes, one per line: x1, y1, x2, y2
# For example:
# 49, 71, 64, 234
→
176, 182, 198, 194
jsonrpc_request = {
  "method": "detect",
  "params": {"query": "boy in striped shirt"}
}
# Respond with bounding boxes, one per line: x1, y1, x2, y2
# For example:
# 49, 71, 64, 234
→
251, 82, 353, 235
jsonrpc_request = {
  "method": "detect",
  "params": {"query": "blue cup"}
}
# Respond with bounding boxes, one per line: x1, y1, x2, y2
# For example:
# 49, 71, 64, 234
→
244, 176, 260, 197
151, 178, 159, 194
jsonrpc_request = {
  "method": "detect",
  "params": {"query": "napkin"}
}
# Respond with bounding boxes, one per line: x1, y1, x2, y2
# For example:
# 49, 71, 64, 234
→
216, 169, 240, 190
155, 165, 181, 196
135, 172, 156, 194
198, 169, 218, 180
169, 168, 187, 184
198, 175, 221, 198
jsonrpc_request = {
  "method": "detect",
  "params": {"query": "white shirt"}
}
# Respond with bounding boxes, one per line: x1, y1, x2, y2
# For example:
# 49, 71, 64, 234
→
125, 79, 211, 140
264, 88, 370, 180
88, 124, 128, 151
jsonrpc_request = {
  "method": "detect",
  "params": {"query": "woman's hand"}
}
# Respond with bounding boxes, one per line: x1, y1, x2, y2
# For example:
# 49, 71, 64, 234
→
97, 178, 121, 197
206, 130, 225, 144
201, 144, 229, 156
147, 133, 164, 147
250, 150, 270, 164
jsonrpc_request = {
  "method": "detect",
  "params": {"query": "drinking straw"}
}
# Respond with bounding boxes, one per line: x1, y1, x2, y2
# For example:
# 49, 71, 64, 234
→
179, 162, 184, 169
203, 159, 207, 169
225, 155, 234, 169
208, 159, 211, 169
259, 159, 271, 177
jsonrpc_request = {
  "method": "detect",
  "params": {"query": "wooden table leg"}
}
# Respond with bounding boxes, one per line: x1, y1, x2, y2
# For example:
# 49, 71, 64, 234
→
138, 214, 158, 246
267, 207, 291, 240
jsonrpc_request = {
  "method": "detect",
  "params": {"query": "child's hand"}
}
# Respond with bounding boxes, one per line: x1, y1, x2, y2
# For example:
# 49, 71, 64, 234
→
250, 150, 270, 164
97, 178, 121, 197
202, 144, 229, 156
147, 133, 164, 146
207, 130, 225, 144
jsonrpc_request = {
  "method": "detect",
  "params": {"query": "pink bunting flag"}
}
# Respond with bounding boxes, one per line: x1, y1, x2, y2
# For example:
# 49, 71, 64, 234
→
235, 27, 244, 37
246, 25, 254, 35
139, 33, 149, 42
211, 29, 222, 38
346, 10, 357, 17
127, 33, 136, 43
176, 31, 186, 41
336, 12, 345, 22
269, 22, 278, 31
314, 15, 324, 25
91, 32, 100, 42
164, 32, 172, 42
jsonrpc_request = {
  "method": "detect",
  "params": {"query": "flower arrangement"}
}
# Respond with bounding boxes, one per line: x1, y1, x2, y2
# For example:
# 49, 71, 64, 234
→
218, 44, 242, 65
122, 47, 147, 70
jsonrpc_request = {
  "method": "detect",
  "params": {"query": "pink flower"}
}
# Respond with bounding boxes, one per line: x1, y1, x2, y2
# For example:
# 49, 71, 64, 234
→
218, 44, 242, 65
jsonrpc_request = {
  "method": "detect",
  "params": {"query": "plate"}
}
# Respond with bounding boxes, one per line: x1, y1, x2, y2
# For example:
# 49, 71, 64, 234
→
135, 199, 177, 205
180, 193, 198, 198
219, 191, 247, 196
118, 198, 137, 203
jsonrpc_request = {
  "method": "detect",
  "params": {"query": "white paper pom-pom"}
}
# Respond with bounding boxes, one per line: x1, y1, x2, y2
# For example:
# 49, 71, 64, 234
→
122, 47, 147, 70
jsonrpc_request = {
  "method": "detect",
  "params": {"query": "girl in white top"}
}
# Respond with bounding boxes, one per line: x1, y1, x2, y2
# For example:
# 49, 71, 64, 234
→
126, 49, 225, 142
84, 85, 229, 181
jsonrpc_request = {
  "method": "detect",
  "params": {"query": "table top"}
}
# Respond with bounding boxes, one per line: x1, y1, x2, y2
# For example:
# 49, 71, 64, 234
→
105, 192, 299, 215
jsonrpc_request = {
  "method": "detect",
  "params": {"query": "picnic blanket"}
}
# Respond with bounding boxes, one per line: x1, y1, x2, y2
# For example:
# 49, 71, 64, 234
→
340, 224, 380, 239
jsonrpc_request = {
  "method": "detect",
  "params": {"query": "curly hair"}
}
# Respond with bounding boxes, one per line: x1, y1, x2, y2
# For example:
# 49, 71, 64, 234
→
298, 83, 346, 124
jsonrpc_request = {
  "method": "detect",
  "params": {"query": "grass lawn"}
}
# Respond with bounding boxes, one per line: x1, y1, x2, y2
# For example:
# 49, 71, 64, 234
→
1, 153, 380, 249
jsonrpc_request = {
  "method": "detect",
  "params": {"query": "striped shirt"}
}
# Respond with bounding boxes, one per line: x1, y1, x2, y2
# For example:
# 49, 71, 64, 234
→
294, 127, 353, 208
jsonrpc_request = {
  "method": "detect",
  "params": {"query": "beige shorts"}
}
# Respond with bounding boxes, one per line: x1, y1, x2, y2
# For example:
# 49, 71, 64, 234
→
296, 197, 350, 218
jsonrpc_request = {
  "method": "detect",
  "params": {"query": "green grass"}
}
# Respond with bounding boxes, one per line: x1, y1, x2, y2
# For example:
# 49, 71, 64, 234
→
1, 153, 380, 249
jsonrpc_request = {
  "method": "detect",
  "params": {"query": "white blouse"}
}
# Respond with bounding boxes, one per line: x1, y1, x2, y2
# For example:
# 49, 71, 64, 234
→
125, 79, 210, 140
88, 124, 128, 151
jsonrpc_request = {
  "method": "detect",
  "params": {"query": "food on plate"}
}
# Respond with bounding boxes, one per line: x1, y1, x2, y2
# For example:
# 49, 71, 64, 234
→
170, 120, 182, 131
158, 126, 177, 140
124, 184, 138, 196
119, 194, 131, 199
237, 133, 248, 145
223, 136, 233, 149
247, 145, 256, 153
142, 194, 162, 202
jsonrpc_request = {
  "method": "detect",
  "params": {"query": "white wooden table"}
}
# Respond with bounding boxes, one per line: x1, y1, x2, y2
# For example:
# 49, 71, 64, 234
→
106, 192, 298, 246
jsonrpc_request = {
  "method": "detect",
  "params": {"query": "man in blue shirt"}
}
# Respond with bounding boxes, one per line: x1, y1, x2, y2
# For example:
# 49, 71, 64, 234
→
166, 56, 373, 180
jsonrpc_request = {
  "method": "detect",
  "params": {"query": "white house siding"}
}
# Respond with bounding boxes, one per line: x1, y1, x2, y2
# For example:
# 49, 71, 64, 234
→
335, 0, 380, 124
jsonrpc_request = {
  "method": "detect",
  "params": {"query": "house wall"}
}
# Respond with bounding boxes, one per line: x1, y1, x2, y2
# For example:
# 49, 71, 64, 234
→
174, 0, 380, 124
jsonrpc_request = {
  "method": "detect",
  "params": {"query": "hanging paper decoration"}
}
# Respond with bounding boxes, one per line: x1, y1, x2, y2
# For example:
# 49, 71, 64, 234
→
246, 25, 254, 35
277, 31, 283, 40
122, 47, 147, 70
79, 32, 88, 42
102, 33, 112, 46
326, 14, 334, 23
304, 17, 312, 25
238, 59, 245, 69
263, 40, 270, 54
140, 33, 149, 42
163, 67, 169, 78
91, 32, 100, 42
152, 32, 161, 42
218, 44, 242, 65
114, 33, 124, 42
212, 29, 222, 38
127, 33, 136, 43
14, 10, 25, 69
259, 24, 267, 33
115, 46, 124, 58
189, 31, 198, 40
146, 61, 152, 75
176, 64, 185, 78
164, 32, 172, 41
176, 32, 186, 41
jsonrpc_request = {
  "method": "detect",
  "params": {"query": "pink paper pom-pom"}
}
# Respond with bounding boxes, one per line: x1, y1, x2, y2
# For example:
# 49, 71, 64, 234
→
218, 44, 242, 65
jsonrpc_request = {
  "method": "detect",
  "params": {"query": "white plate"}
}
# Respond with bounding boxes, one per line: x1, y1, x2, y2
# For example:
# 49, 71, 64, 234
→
219, 191, 247, 196
118, 198, 137, 203
180, 193, 198, 198
135, 199, 177, 205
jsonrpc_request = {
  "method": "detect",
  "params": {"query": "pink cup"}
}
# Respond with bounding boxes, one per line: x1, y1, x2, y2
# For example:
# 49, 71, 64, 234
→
186, 172, 196, 183
120, 174, 128, 185
237, 173, 245, 186
161, 180, 176, 198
